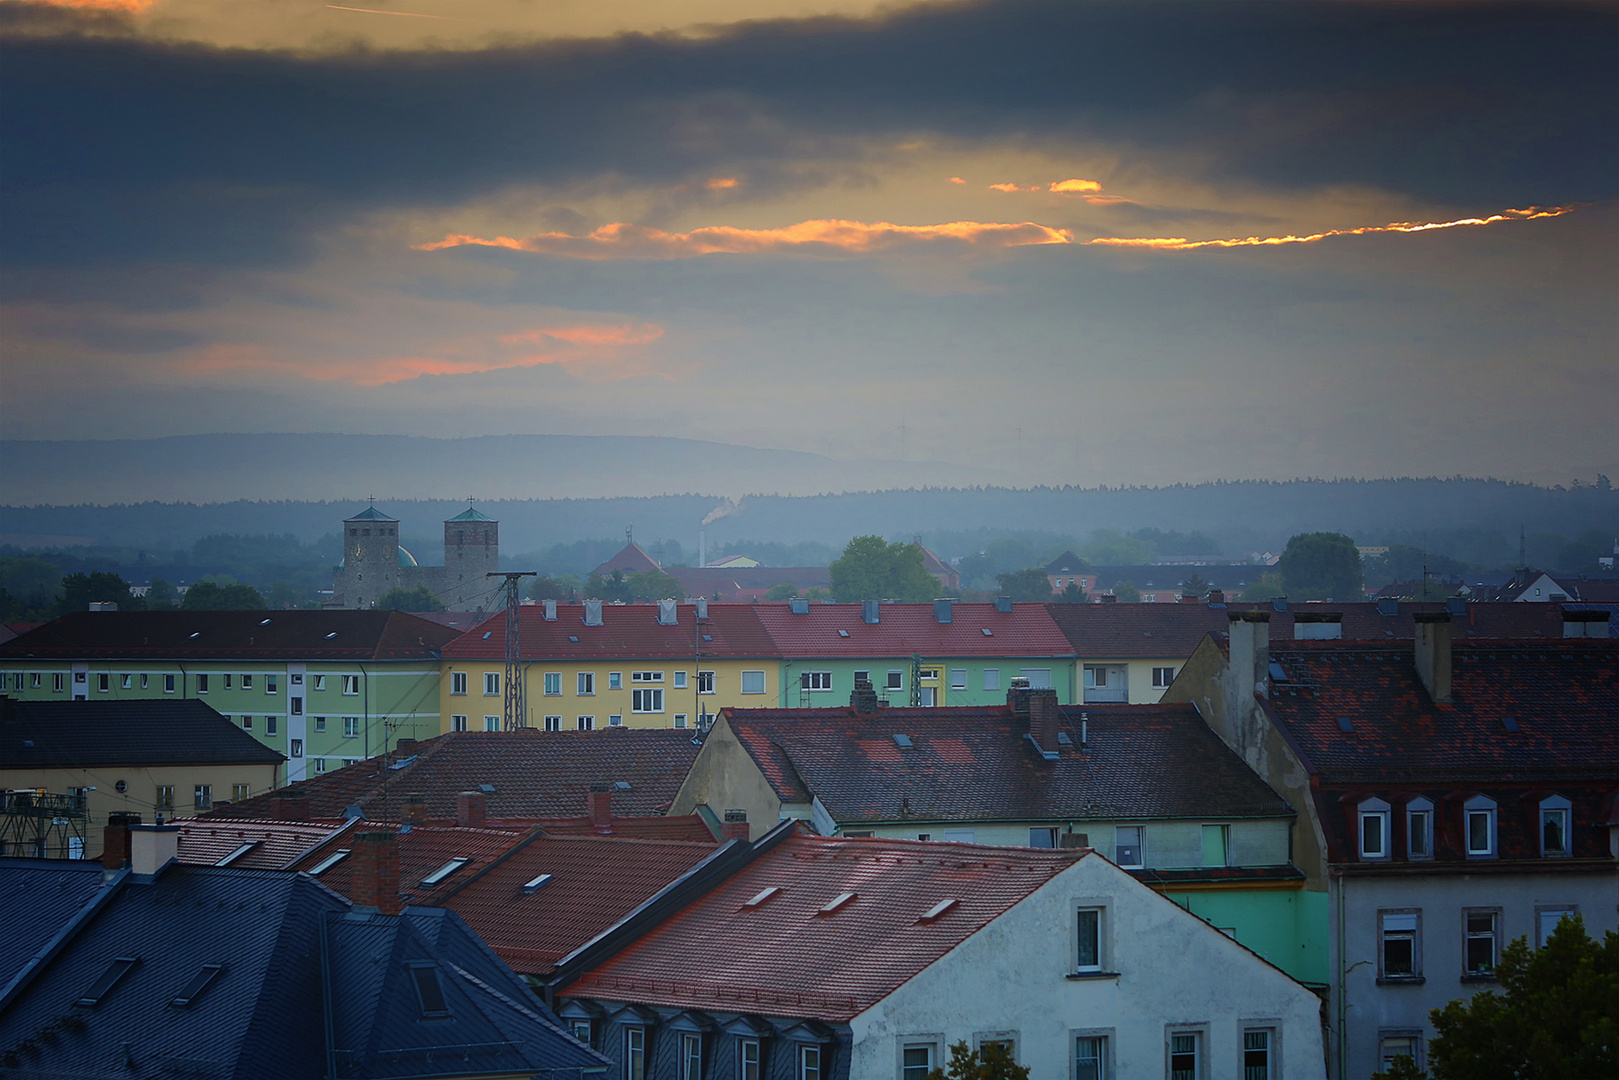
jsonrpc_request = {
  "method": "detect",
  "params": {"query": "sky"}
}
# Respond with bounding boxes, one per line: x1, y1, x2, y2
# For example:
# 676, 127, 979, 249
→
1, 0, 1615, 490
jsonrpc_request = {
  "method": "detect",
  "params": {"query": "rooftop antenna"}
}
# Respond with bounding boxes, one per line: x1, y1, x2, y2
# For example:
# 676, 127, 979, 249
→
488, 571, 537, 730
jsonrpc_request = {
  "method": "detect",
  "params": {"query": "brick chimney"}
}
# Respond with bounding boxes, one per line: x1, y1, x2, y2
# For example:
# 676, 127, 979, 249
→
351, 829, 401, 915
1028, 688, 1061, 757
1096, 593, 1118, 604
850, 678, 879, 715
129, 823, 180, 877
1413, 611, 1452, 703
455, 790, 487, 828
271, 788, 310, 822
402, 794, 429, 825
396, 738, 419, 757
1207, 589, 1225, 605
1006, 676, 1032, 717
720, 809, 750, 844
587, 782, 613, 833
1226, 611, 1271, 720
1180, 593, 1199, 604
102, 812, 140, 870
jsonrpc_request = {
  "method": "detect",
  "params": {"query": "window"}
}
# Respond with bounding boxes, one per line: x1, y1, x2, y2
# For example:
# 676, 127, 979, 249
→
1242, 1030, 1272, 1080
1202, 824, 1229, 867
1540, 795, 1572, 857
802, 671, 833, 692
674, 714, 688, 729
673, 670, 688, 689
632, 688, 664, 712
1538, 907, 1577, 948
1020, 668, 1052, 689
450, 713, 468, 731
1114, 826, 1143, 868
194, 673, 206, 693
949, 668, 967, 690
1465, 910, 1499, 976
1074, 1035, 1106, 1080
312, 674, 325, 691
1380, 911, 1421, 980
853, 669, 870, 686
290, 673, 302, 685
740, 670, 765, 694
290, 696, 302, 715
681, 1033, 702, 1080
740, 1039, 761, 1080
1359, 798, 1390, 860
697, 670, 715, 693
410, 964, 450, 1017
451, 672, 467, 696
626, 1029, 646, 1080
571, 1020, 592, 1045
163, 674, 175, 693
242, 674, 253, 690
1169, 1032, 1200, 1080
266, 675, 277, 694
920, 668, 940, 683
139, 673, 148, 690
315, 758, 327, 774
919, 687, 937, 706
242, 716, 253, 730
1465, 795, 1497, 857
266, 716, 277, 736
344, 716, 359, 737
97, 672, 111, 692
902, 1044, 935, 1080
75, 671, 86, 684
342, 674, 359, 695
886, 670, 903, 690
484, 715, 501, 732
576, 715, 594, 731
799, 1045, 821, 1080
1407, 799, 1433, 859
289, 739, 303, 758
156, 785, 174, 810
1029, 827, 1056, 848
32, 672, 43, 688
1152, 666, 1176, 688
983, 668, 1000, 691
544, 715, 562, 731
544, 672, 561, 695
608, 714, 623, 726
483, 672, 501, 696
232, 783, 250, 802
1085, 666, 1107, 688
609, 672, 623, 690
1380, 1034, 1422, 1074
1076, 907, 1103, 972
314, 716, 326, 732
194, 785, 212, 810
577, 672, 595, 695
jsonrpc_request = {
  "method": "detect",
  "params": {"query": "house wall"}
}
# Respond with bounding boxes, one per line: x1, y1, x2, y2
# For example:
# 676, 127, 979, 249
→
440, 658, 774, 733
1333, 868, 1618, 1080
775, 658, 1077, 708
848, 854, 1326, 1080
667, 716, 786, 840
1162, 887, 1330, 987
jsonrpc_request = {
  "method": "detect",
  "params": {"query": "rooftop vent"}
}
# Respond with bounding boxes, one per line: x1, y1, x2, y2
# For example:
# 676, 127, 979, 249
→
789, 598, 810, 615
934, 599, 953, 624
917, 898, 959, 924
583, 600, 604, 626
1377, 598, 1399, 616
862, 601, 880, 625
523, 873, 553, 894
995, 596, 1012, 614
817, 891, 856, 916
742, 886, 780, 908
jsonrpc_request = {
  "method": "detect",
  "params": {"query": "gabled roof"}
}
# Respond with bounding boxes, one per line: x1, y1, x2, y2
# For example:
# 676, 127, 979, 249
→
0, 859, 108, 994
2, 698, 285, 769
721, 703, 1292, 824
346, 505, 400, 522
591, 542, 663, 577
293, 824, 532, 908
561, 832, 1087, 1021
0, 609, 461, 661
1262, 639, 1619, 785
915, 543, 955, 577
753, 602, 1074, 658
205, 730, 704, 821
178, 817, 358, 869
441, 602, 776, 660
426, 833, 723, 975
1043, 550, 1090, 574
1047, 602, 1232, 658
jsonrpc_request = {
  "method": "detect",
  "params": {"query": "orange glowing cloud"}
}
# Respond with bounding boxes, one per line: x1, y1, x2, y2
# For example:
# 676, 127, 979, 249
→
1087, 206, 1574, 251
989, 182, 1042, 193
706, 177, 741, 190
947, 177, 967, 185
416, 219, 1074, 259
36, 0, 151, 9
1049, 178, 1103, 194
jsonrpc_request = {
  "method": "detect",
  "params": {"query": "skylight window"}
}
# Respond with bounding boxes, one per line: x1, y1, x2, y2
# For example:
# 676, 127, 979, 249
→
409, 964, 450, 1017
170, 964, 225, 1007
1502, 717, 1520, 733
982, 628, 993, 636
1268, 661, 1289, 683
701, 634, 713, 642
214, 841, 260, 866
817, 892, 856, 916
523, 873, 553, 894
838, 629, 850, 638
917, 898, 959, 923
76, 957, 139, 1007
742, 886, 781, 908
420, 857, 470, 887
481, 631, 492, 640
568, 635, 580, 643
893, 733, 914, 749
188, 632, 201, 639
1336, 717, 1355, 734
307, 849, 351, 876
259, 618, 272, 626
325, 632, 338, 639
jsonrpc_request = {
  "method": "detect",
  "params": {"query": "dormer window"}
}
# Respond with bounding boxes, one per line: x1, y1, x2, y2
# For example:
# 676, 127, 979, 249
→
1465, 795, 1497, 858
1539, 795, 1572, 858
1406, 798, 1434, 860
1358, 798, 1391, 860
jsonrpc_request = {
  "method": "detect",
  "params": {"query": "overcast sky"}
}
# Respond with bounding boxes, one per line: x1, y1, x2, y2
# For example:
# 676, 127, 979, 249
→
2, 0, 1614, 489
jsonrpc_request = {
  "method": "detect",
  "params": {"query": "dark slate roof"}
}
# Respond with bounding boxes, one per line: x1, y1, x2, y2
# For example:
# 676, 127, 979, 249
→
204, 730, 704, 822
0, 859, 108, 994
0, 610, 460, 661
442, 602, 776, 660
1042, 550, 1090, 575
0, 862, 607, 1080
722, 703, 1293, 824
2, 698, 285, 769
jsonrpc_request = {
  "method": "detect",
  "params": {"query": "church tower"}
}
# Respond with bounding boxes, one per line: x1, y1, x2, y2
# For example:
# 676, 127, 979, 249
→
340, 505, 401, 609
443, 505, 499, 609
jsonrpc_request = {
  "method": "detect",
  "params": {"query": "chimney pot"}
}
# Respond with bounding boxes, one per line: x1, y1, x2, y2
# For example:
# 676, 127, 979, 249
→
402, 794, 429, 825
455, 790, 487, 828
1413, 611, 1453, 702
850, 678, 879, 715
1207, 590, 1225, 605
271, 788, 310, 822
1006, 676, 1032, 716
351, 829, 401, 915
128, 823, 179, 877
587, 783, 613, 832
396, 738, 418, 756
1027, 688, 1061, 758
720, 808, 750, 844
102, 813, 139, 870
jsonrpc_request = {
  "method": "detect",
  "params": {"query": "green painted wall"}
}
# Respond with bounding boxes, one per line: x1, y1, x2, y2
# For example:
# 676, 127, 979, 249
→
775, 656, 1077, 707
1161, 887, 1330, 986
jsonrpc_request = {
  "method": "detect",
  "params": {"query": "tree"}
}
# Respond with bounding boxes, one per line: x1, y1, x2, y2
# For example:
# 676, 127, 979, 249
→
527, 575, 579, 602
377, 585, 444, 612
181, 580, 266, 610
1277, 532, 1363, 601
1240, 574, 1286, 602
1418, 914, 1619, 1080
995, 567, 1052, 601
1182, 571, 1210, 598
828, 536, 940, 602
925, 1040, 1030, 1080
1057, 580, 1086, 603
765, 583, 800, 601
59, 571, 133, 614
146, 578, 179, 608
1111, 580, 1140, 603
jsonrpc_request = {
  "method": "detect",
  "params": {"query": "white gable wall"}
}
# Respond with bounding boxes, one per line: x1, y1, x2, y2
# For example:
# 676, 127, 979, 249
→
848, 854, 1325, 1080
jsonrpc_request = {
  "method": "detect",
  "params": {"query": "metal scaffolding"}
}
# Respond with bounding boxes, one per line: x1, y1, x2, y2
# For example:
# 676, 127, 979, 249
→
487, 571, 536, 730
0, 790, 88, 859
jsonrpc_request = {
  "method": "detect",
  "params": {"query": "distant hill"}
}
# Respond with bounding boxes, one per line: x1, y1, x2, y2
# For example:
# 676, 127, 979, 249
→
0, 433, 1007, 506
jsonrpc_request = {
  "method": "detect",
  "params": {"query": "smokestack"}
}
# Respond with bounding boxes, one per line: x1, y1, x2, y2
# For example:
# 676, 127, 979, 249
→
402, 794, 429, 825
587, 782, 613, 833
1226, 611, 1271, 720
129, 823, 179, 877
1413, 611, 1453, 703
271, 788, 310, 822
700, 528, 706, 569
1027, 688, 1060, 758
720, 809, 749, 844
351, 830, 402, 916
102, 812, 139, 870
455, 791, 487, 828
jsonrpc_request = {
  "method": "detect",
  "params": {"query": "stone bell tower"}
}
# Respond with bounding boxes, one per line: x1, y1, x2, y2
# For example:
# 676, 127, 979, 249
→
443, 505, 498, 609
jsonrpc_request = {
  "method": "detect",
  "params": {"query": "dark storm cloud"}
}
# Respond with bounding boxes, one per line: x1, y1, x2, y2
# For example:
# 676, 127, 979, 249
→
2, 1, 1613, 268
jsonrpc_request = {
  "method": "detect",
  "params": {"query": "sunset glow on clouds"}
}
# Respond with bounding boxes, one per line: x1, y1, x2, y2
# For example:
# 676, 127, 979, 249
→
1087, 206, 1577, 251
416, 218, 1074, 259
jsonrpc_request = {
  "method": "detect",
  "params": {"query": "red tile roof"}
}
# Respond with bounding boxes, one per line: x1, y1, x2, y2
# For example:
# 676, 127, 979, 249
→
591, 543, 664, 577
0, 610, 460, 661
560, 831, 1087, 1020
176, 818, 358, 869
428, 833, 722, 975
441, 603, 776, 660
203, 729, 704, 821
754, 602, 1073, 658
721, 703, 1292, 824
291, 824, 531, 907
